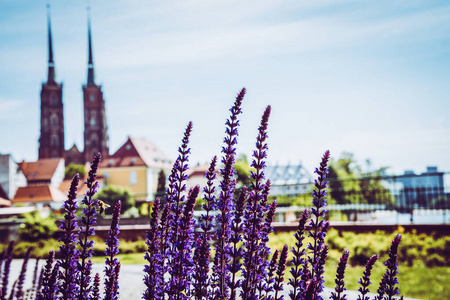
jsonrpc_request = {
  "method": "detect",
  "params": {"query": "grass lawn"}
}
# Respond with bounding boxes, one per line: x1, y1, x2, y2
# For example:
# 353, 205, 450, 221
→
92, 253, 449, 300
324, 259, 449, 300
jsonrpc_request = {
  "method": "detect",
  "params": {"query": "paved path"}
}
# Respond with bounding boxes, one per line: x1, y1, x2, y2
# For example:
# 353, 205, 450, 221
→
7, 260, 419, 300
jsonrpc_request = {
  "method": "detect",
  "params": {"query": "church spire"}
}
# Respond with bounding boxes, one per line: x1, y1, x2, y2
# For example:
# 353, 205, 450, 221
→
87, 7, 95, 86
46, 4, 56, 84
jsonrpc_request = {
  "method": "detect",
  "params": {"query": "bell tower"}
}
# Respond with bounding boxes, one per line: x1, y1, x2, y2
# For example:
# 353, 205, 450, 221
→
83, 8, 109, 162
39, 5, 65, 159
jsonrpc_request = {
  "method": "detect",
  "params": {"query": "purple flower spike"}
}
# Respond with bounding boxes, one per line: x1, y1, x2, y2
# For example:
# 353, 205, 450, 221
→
200, 156, 218, 234
273, 244, 289, 300
86, 152, 101, 190
78, 153, 102, 300
193, 236, 210, 300
143, 198, 161, 299
307, 151, 330, 297
37, 250, 55, 299
104, 200, 121, 300
58, 174, 80, 300
289, 209, 310, 300
357, 255, 378, 300
331, 250, 350, 300
168, 122, 193, 258
241, 106, 272, 300
222, 87, 245, 159
92, 273, 100, 300
15, 247, 32, 299
384, 234, 402, 300
1, 241, 14, 300
228, 187, 248, 300
265, 249, 279, 299
170, 186, 199, 300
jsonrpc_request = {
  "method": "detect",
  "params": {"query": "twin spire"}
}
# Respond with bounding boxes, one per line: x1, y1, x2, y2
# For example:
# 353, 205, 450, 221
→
87, 7, 95, 86
46, 5, 55, 84
46, 5, 96, 86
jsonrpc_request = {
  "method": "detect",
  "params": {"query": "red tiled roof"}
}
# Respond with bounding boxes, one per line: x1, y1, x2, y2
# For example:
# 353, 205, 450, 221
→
19, 158, 62, 182
13, 185, 66, 203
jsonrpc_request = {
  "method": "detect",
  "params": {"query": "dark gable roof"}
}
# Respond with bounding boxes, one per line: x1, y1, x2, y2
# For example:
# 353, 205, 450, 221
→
100, 137, 171, 169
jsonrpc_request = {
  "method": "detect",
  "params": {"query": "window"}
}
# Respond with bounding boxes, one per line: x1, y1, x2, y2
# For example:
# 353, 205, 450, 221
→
129, 171, 137, 185
90, 93, 95, 102
50, 95, 57, 106
91, 134, 98, 147
50, 114, 58, 126
90, 111, 97, 126
51, 135, 58, 146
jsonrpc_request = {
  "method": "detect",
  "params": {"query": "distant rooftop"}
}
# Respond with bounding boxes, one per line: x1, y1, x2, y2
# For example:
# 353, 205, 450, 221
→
100, 137, 172, 169
265, 163, 313, 185
18, 158, 63, 182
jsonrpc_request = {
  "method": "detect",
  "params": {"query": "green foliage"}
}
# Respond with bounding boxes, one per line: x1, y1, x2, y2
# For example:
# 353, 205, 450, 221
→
155, 169, 166, 201
234, 153, 255, 186
18, 211, 58, 241
267, 229, 450, 299
95, 184, 134, 214
327, 153, 393, 205
269, 194, 312, 207
64, 163, 86, 180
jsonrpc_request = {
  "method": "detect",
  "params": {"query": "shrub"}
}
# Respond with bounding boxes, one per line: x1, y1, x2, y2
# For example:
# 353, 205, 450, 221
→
0, 88, 404, 300
19, 211, 58, 241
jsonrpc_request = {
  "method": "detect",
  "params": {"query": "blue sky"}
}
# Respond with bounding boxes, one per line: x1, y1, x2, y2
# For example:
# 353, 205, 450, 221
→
0, 0, 449, 175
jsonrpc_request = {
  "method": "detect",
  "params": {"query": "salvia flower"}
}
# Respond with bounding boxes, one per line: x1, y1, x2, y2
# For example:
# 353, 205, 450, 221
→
78, 153, 102, 300
331, 250, 350, 300
167, 122, 192, 253
222, 87, 245, 159
212, 155, 236, 299
169, 186, 199, 300
357, 255, 378, 300
58, 174, 80, 300
199, 156, 218, 234
1, 241, 14, 300
241, 105, 271, 300
15, 247, 32, 300
192, 236, 210, 300
143, 198, 161, 300
104, 200, 121, 300
37, 251, 55, 300
228, 187, 248, 300
289, 209, 310, 300
273, 244, 289, 300
91, 273, 100, 300
263, 249, 279, 299
307, 150, 330, 298
384, 234, 402, 300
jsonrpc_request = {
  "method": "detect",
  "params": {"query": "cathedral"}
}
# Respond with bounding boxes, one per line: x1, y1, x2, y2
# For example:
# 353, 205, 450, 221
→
38, 7, 109, 166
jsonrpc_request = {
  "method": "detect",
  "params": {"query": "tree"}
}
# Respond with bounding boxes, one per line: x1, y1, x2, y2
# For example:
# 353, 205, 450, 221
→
328, 153, 392, 205
64, 163, 86, 180
155, 169, 166, 201
234, 153, 254, 186
95, 185, 134, 214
